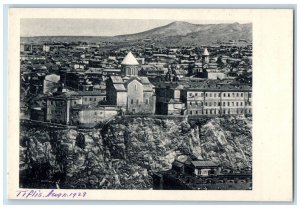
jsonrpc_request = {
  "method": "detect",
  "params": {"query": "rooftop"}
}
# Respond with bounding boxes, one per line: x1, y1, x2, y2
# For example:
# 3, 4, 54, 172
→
121, 51, 139, 65
203, 48, 210, 56
156, 79, 252, 92
191, 161, 219, 167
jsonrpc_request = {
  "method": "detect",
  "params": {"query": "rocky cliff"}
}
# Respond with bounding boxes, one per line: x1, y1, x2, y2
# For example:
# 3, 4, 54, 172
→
19, 115, 252, 189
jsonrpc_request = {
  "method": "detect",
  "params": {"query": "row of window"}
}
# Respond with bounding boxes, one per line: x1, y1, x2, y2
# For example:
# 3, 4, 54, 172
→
188, 101, 251, 107
49, 97, 105, 106
189, 92, 251, 98
94, 111, 103, 115
127, 68, 138, 75
50, 119, 64, 123
73, 111, 104, 116
71, 111, 105, 117
84, 97, 97, 102
49, 100, 65, 106
189, 108, 252, 115
130, 99, 149, 105
49, 110, 64, 114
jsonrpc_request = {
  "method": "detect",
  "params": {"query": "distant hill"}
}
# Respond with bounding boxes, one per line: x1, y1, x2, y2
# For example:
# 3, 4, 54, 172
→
20, 36, 109, 44
115, 21, 251, 40
21, 21, 252, 47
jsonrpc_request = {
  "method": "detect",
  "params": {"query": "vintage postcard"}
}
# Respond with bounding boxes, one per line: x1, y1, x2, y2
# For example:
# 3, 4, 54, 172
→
7, 8, 293, 201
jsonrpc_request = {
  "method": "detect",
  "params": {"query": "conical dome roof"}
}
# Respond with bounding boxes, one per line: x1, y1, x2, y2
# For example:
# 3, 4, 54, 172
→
121, 51, 139, 65
203, 48, 210, 56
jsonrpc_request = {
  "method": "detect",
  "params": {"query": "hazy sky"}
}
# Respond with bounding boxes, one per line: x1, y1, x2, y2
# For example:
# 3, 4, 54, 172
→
21, 19, 247, 37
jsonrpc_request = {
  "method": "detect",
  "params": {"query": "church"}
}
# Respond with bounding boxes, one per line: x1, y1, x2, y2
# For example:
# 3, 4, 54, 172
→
194, 48, 226, 80
106, 51, 156, 114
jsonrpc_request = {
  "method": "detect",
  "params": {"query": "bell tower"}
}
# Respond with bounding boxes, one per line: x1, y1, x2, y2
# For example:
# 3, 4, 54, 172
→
202, 48, 210, 69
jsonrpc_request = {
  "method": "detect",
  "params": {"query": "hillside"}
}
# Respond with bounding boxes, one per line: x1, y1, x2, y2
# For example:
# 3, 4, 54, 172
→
19, 115, 252, 189
115, 21, 252, 43
21, 21, 252, 46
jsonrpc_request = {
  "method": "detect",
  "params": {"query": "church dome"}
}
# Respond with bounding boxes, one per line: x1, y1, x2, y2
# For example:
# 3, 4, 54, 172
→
121, 51, 139, 65
203, 48, 210, 56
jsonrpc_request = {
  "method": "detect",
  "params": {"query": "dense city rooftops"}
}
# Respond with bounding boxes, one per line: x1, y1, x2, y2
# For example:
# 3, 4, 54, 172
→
48, 89, 106, 99
156, 79, 251, 92
71, 104, 117, 110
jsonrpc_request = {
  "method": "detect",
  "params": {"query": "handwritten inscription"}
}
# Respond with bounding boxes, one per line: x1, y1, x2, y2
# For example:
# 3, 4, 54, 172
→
16, 189, 87, 199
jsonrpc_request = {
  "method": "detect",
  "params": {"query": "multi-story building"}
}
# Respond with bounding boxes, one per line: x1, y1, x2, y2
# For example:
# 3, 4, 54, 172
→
60, 71, 86, 90
46, 87, 110, 126
182, 80, 252, 116
155, 79, 252, 116
29, 72, 46, 94
155, 83, 186, 115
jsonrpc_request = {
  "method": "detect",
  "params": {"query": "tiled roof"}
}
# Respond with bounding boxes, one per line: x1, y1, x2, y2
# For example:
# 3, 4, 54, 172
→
110, 76, 124, 84
191, 161, 218, 167
139, 76, 151, 84
50, 90, 79, 99
113, 84, 126, 91
77, 91, 106, 96
143, 84, 154, 92
85, 68, 103, 74
186, 80, 251, 91
172, 160, 184, 168
156, 80, 251, 92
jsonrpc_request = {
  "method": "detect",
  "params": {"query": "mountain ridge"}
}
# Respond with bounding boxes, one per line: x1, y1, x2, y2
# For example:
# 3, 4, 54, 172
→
114, 21, 251, 39
21, 21, 252, 46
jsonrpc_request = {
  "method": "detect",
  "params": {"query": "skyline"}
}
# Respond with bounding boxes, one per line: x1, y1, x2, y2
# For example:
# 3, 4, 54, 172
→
21, 19, 250, 37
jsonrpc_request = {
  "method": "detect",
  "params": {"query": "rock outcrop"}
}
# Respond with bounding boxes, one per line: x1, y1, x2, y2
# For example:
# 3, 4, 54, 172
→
19, 115, 252, 189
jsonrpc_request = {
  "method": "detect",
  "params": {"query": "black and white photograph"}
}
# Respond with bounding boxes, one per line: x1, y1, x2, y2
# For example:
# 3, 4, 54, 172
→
5, 7, 294, 202
19, 17, 253, 190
